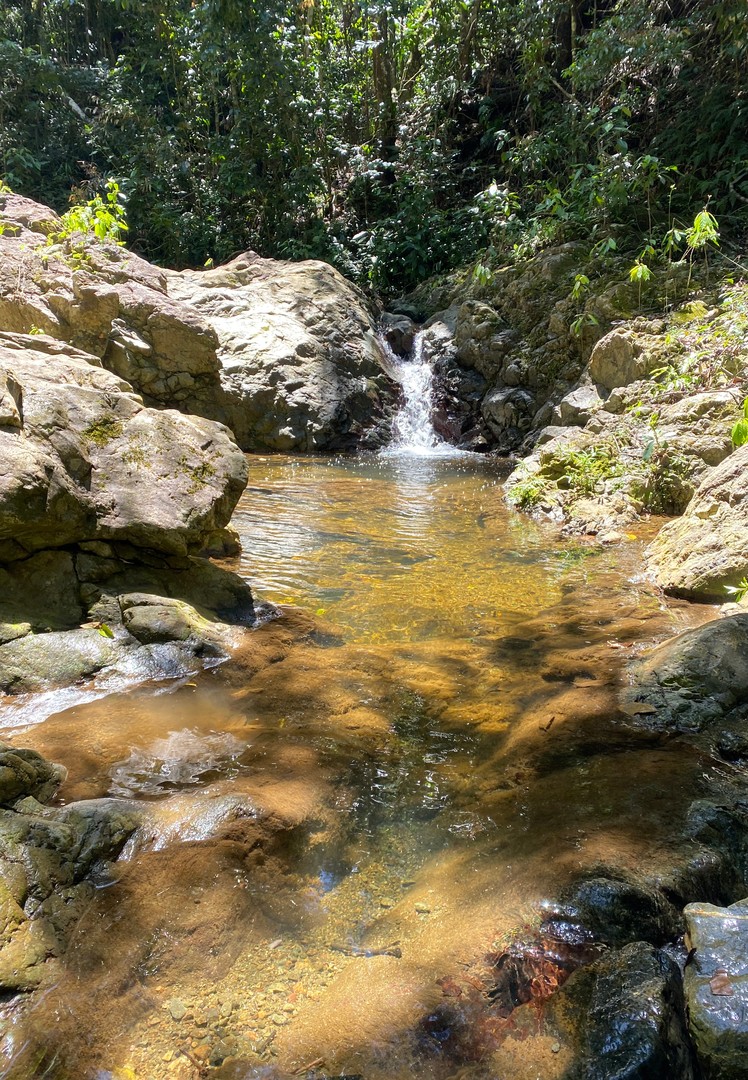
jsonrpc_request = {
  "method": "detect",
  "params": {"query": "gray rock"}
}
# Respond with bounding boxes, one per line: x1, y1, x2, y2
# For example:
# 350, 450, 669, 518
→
620, 614, 748, 733
0, 334, 248, 559
648, 446, 748, 600
0, 745, 66, 806
588, 328, 659, 391
684, 899, 748, 1079
482, 386, 535, 447
166, 254, 396, 451
454, 300, 515, 381
0, 628, 119, 694
553, 382, 604, 427
0, 740, 141, 992
380, 312, 416, 356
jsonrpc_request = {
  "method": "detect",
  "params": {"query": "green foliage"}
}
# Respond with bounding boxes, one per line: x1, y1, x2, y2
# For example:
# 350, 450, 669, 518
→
0, 0, 745, 287
725, 577, 748, 603
556, 446, 621, 497
630, 417, 691, 514
684, 205, 720, 283
49, 180, 128, 246
731, 399, 748, 448
506, 473, 545, 511
570, 311, 599, 338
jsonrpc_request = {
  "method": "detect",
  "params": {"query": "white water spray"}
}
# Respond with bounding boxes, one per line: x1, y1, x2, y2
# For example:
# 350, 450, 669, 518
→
380, 332, 458, 457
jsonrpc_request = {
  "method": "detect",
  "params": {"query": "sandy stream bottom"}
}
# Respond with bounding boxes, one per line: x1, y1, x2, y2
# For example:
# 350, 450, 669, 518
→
0, 455, 719, 1079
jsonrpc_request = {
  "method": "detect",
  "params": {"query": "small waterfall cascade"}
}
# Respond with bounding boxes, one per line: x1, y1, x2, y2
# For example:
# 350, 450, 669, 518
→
380, 331, 448, 456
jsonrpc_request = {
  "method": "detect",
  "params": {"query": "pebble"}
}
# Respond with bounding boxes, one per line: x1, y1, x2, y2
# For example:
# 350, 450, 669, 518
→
220, 1000, 234, 1019
379, 897, 395, 908
167, 999, 188, 1021
271, 1013, 289, 1026
551, 1041, 561, 1054
414, 902, 431, 914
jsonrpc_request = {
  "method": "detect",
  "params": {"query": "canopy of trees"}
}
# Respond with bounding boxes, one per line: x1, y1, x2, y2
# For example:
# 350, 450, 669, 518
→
1, 0, 746, 293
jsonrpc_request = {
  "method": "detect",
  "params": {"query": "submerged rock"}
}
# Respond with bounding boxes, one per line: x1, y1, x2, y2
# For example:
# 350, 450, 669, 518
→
544, 875, 683, 948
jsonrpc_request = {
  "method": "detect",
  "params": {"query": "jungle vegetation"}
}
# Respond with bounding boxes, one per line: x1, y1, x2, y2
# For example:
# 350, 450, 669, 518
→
1, 0, 746, 294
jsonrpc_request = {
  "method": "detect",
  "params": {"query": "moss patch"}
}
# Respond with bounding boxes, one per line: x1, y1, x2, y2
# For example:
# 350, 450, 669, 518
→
82, 416, 124, 447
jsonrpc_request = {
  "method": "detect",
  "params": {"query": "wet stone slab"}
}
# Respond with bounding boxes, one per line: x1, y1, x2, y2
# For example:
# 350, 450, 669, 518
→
684, 899, 748, 1079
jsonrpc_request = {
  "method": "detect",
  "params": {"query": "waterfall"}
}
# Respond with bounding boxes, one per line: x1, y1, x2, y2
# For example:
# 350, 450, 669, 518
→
380, 332, 453, 456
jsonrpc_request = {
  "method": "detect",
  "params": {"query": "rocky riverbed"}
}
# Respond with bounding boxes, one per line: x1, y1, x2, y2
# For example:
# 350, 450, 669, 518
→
2, 190, 748, 1079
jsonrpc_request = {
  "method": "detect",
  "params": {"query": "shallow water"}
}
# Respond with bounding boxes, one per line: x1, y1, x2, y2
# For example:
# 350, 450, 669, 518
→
0, 454, 714, 1080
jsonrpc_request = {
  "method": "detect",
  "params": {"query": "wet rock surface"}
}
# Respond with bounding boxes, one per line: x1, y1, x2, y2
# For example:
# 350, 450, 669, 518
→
546, 942, 700, 1079
620, 613, 748, 733
0, 739, 141, 992
684, 899, 748, 1079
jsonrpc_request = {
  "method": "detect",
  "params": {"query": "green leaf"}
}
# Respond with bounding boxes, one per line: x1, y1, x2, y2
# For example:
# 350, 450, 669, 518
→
731, 418, 748, 448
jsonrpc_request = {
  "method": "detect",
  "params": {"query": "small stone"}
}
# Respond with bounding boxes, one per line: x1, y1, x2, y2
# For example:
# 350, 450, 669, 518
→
167, 998, 187, 1021
379, 897, 395, 908
551, 1042, 561, 1054
271, 1013, 288, 1026
220, 1000, 233, 1018
163, 1050, 174, 1062
209, 1040, 233, 1066
415, 902, 431, 914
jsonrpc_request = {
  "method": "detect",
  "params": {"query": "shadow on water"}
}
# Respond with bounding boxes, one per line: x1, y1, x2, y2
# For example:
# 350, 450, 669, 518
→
0, 455, 718, 1080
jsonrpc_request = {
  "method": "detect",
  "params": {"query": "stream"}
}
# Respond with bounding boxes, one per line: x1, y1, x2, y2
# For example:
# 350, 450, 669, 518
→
0, 346, 717, 1079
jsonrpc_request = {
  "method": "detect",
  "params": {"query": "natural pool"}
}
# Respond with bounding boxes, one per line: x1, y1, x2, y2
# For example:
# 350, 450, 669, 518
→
0, 453, 714, 1080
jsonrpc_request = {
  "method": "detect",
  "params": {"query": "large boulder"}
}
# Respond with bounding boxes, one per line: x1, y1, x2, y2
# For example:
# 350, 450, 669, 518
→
0, 330, 253, 692
0, 332, 248, 559
166, 253, 395, 450
648, 446, 748, 599
0, 193, 396, 451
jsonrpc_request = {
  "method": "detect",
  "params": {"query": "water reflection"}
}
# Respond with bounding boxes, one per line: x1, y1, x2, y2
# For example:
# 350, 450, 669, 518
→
0, 455, 712, 1080
233, 455, 578, 644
